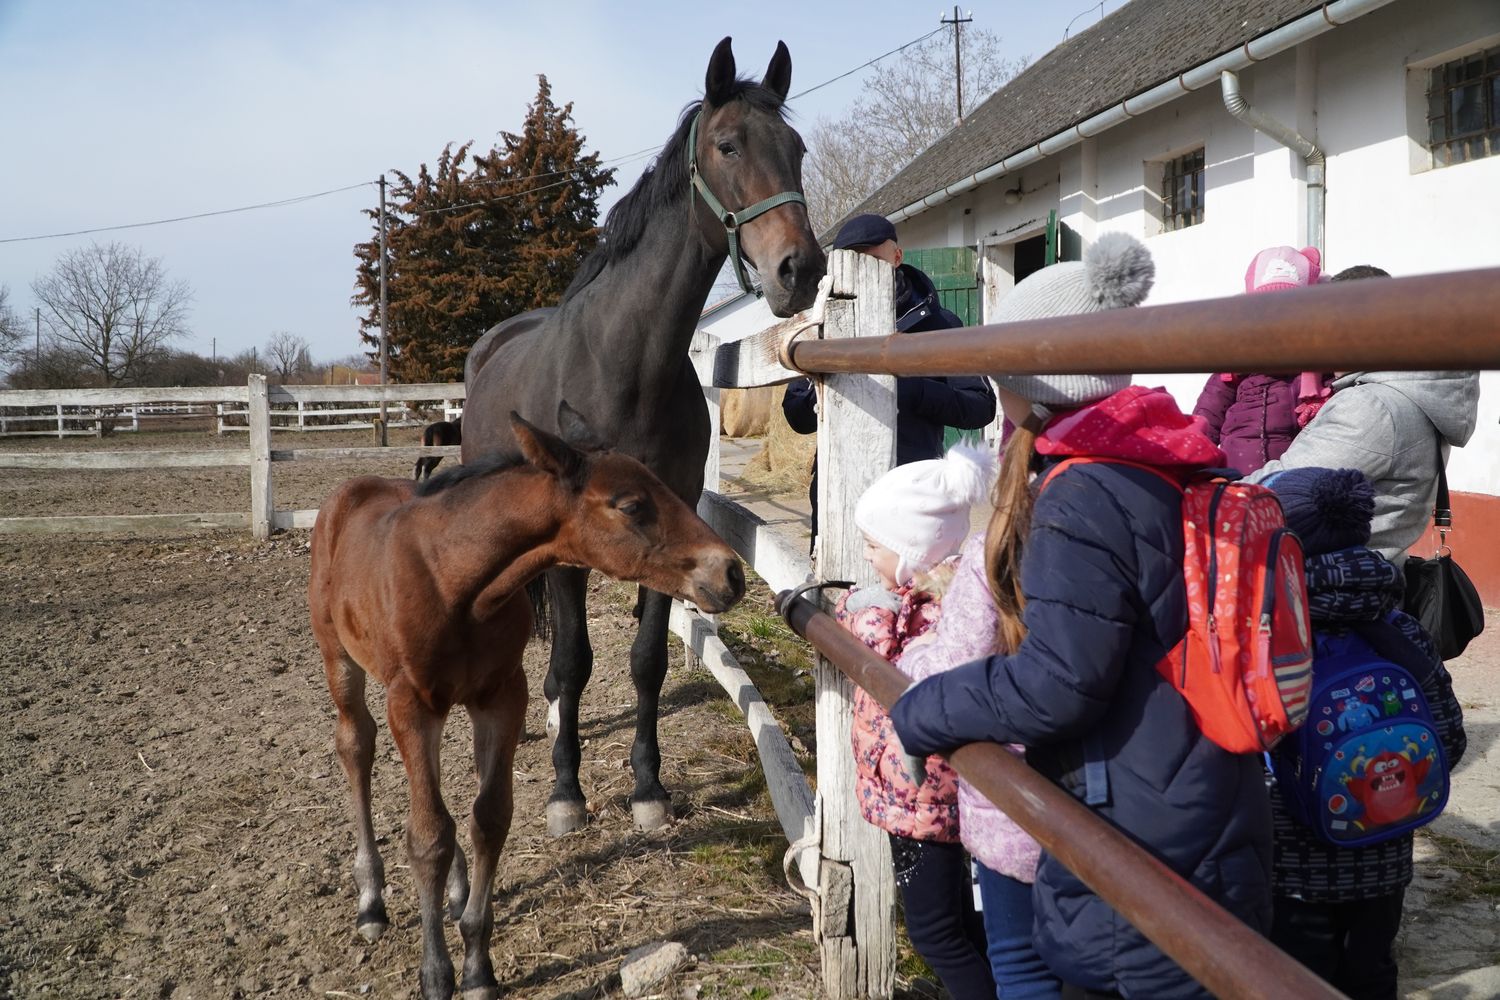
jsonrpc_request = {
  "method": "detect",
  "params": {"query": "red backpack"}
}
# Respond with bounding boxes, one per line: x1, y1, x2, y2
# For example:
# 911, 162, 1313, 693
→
1042, 458, 1314, 753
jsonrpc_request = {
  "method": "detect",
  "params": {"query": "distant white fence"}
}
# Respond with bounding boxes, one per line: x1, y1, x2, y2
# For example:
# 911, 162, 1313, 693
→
0, 379, 467, 538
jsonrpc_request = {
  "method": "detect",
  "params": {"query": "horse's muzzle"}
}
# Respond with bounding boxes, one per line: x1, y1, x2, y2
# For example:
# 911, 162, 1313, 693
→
691, 552, 745, 613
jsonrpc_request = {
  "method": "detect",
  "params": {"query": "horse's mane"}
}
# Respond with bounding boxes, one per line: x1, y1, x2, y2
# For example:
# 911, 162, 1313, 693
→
561, 78, 788, 302
414, 450, 527, 497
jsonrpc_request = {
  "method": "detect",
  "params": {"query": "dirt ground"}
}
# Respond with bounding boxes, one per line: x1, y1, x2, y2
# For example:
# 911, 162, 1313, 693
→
0, 430, 836, 999
1, 428, 1496, 999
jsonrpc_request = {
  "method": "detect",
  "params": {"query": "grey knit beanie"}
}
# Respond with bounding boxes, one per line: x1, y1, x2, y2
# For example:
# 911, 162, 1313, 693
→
990, 231, 1154, 408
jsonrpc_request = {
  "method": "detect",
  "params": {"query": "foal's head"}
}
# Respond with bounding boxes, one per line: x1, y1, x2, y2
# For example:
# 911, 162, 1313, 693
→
512, 405, 745, 614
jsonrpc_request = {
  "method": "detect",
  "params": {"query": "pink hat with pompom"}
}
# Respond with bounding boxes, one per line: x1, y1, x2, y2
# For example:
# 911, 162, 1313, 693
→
1245, 245, 1321, 293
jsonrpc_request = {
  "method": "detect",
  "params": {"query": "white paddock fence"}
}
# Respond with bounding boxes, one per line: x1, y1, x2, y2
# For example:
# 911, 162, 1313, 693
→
0, 380, 465, 537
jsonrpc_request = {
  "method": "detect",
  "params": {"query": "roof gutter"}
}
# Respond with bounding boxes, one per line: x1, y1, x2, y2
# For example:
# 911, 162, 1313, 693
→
885, 0, 1397, 225
1220, 69, 1326, 254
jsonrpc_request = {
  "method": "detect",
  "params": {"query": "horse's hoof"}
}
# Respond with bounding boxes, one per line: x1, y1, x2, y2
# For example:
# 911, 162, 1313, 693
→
356, 918, 388, 944
545, 699, 560, 743
461, 984, 499, 1000
545, 800, 588, 837
632, 799, 673, 832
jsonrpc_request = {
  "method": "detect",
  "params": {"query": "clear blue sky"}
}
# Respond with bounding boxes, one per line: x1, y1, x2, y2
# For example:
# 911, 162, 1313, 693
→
0, 1, 1097, 364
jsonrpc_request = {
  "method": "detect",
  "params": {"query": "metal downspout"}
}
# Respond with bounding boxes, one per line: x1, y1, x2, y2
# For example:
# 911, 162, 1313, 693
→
1220, 69, 1325, 254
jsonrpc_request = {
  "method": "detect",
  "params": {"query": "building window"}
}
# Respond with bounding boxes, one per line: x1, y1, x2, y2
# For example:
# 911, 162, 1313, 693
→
1160, 148, 1205, 232
1427, 44, 1500, 167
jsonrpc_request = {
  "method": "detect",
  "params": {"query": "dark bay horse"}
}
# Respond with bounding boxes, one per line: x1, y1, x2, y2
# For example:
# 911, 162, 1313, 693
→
413, 416, 462, 481
309, 402, 744, 1000
461, 37, 825, 836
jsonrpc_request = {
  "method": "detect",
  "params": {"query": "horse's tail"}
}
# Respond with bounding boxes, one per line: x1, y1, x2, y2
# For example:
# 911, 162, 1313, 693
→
526, 575, 551, 642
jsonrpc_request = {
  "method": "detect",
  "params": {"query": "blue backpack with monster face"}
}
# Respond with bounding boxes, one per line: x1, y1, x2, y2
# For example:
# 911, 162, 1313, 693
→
1271, 623, 1449, 847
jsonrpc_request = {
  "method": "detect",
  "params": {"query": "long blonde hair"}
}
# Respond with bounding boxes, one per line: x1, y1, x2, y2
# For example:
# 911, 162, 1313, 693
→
983, 417, 1042, 655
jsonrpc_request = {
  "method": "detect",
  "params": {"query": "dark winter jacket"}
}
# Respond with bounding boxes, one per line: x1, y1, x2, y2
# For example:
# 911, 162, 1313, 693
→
890, 386, 1273, 999
1192, 372, 1301, 475
1268, 548, 1466, 903
782, 262, 995, 537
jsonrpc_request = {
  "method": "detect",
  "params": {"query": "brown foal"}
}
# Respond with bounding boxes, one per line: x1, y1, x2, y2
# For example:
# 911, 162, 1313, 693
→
308, 404, 744, 999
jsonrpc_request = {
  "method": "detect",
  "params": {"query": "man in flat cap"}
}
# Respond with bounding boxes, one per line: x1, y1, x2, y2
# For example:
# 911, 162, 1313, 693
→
782, 213, 996, 546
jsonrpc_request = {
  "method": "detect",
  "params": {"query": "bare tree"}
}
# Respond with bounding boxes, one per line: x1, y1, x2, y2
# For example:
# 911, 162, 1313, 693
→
265, 330, 311, 381
0, 285, 23, 375
803, 28, 1028, 233
31, 242, 192, 387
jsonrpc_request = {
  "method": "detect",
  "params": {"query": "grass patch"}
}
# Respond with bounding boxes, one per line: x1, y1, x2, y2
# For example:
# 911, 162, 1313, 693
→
1418, 831, 1500, 900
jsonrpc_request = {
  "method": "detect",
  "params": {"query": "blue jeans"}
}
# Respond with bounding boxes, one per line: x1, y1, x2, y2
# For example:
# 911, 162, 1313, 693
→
976, 862, 1061, 1000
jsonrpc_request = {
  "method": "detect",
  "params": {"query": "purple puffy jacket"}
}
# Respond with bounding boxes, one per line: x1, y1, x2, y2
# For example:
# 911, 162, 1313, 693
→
1192, 373, 1300, 475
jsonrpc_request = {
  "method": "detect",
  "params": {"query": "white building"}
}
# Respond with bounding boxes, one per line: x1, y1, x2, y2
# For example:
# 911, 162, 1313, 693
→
704, 0, 1500, 598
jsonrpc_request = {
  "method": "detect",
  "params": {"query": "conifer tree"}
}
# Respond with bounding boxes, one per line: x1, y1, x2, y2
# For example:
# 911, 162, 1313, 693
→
352, 77, 613, 383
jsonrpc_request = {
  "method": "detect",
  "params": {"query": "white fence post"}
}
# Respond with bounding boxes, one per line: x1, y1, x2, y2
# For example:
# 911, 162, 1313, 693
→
247, 374, 274, 540
814, 249, 898, 999
56, 404, 63, 439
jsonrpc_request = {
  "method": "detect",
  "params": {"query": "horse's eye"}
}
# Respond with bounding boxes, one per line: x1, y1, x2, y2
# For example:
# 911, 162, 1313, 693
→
616, 498, 644, 518
717, 141, 738, 158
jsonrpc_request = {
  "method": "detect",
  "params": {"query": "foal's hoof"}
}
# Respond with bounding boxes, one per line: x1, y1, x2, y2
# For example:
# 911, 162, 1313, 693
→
632, 799, 673, 833
545, 699, 560, 743
545, 800, 589, 837
461, 986, 499, 1000
356, 917, 388, 944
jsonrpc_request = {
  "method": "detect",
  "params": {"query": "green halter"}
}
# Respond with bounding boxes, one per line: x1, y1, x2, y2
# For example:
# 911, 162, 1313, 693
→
686, 109, 807, 297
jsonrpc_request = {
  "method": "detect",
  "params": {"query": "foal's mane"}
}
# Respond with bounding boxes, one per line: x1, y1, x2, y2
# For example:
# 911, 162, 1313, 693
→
561, 78, 789, 303
414, 451, 527, 497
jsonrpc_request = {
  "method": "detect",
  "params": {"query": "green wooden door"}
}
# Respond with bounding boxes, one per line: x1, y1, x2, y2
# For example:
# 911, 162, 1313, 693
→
901, 246, 983, 449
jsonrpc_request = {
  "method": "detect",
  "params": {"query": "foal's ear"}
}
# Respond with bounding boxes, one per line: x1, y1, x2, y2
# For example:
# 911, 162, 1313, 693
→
763, 41, 792, 102
705, 36, 736, 107
510, 411, 584, 486
556, 400, 609, 451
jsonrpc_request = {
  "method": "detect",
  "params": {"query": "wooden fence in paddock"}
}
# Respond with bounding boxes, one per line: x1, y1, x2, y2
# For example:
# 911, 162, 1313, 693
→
693, 253, 1500, 999
0, 380, 466, 537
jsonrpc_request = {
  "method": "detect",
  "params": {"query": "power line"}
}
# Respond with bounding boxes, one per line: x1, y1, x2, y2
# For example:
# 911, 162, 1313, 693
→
0, 28, 950, 244
0, 182, 375, 244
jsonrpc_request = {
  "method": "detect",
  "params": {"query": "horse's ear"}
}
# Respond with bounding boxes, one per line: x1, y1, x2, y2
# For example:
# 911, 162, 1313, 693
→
705, 36, 736, 106
556, 400, 609, 451
763, 41, 792, 102
510, 411, 584, 486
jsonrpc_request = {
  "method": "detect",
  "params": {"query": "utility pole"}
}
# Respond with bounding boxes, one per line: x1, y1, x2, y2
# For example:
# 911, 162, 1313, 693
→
35, 307, 40, 365
941, 6, 973, 123
377, 174, 390, 447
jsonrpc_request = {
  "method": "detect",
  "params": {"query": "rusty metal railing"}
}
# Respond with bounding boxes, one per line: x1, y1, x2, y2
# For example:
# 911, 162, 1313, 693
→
782, 268, 1500, 377
776, 589, 1346, 1000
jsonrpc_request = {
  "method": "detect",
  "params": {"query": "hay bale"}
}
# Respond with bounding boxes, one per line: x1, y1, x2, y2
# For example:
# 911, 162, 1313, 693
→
741, 389, 815, 492
719, 386, 774, 438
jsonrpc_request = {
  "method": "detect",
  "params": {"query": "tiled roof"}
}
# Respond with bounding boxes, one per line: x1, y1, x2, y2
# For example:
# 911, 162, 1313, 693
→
846, 0, 1328, 224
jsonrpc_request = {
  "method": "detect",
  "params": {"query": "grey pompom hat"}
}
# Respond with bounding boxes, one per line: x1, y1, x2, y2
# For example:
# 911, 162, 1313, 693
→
990, 231, 1155, 408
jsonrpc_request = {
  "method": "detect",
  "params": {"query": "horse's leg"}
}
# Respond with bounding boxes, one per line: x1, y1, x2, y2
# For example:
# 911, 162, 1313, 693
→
627, 587, 675, 831
324, 653, 388, 942
445, 841, 469, 921
457, 676, 526, 999
542, 565, 593, 836
386, 683, 457, 999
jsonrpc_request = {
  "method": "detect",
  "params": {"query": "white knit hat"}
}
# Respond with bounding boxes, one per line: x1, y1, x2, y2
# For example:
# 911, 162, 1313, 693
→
989, 231, 1155, 408
854, 444, 997, 586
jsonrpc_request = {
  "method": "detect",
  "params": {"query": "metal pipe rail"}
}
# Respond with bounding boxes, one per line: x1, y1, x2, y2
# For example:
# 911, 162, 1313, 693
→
781, 268, 1500, 378
775, 589, 1347, 1000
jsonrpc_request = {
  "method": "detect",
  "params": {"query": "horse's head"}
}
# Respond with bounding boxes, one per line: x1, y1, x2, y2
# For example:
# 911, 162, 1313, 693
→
693, 37, 826, 316
511, 404, 745, 614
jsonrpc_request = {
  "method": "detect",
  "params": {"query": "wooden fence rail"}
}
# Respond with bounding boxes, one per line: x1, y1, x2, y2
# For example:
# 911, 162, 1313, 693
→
0, 378, 467, 537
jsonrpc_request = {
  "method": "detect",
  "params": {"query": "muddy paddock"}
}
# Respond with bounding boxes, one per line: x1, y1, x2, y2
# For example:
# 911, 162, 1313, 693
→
0, 430, 841, 999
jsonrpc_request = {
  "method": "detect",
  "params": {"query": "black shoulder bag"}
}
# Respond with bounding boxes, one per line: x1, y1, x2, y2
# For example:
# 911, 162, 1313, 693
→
1403, 442, 1486, 660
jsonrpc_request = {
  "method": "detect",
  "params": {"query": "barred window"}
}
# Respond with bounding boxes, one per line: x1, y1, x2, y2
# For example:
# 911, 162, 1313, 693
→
1427, 44, 1500, 167
1161, 148, 1205, 232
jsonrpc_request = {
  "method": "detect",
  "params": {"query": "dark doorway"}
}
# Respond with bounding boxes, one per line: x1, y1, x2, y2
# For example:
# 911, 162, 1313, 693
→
1014, 233, 1047, 283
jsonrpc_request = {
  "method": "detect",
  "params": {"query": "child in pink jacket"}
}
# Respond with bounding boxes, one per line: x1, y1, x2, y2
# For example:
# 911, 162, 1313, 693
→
834, 444, 996, 999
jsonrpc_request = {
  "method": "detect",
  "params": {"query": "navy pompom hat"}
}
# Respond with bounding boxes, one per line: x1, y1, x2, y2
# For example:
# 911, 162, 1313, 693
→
1264, 467, 1375, 555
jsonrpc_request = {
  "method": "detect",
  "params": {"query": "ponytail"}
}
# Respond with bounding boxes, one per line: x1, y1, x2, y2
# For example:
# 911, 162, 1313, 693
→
984, 416, 1041, 655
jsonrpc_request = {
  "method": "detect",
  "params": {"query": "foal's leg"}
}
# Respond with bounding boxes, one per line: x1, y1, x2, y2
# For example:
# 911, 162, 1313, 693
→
541, 565, 594, 836
386, 683, 457, 999
457, 675, 527, 999
627, 587, 675, 831
324, 653, 389, 942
